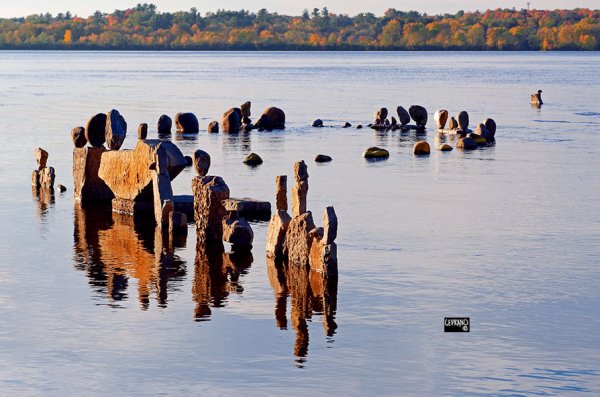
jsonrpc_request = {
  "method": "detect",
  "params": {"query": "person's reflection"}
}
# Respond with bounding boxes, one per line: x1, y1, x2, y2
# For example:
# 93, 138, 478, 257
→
192, 239, 253, 321
73, 203, 186, 309
267, 257, 338, 366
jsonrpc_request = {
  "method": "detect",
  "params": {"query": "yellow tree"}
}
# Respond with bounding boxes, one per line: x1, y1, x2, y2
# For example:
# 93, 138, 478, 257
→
63, 29, 72, 44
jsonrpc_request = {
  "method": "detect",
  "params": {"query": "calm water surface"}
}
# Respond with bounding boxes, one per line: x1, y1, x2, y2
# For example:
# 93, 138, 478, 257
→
0, 51, 599, 396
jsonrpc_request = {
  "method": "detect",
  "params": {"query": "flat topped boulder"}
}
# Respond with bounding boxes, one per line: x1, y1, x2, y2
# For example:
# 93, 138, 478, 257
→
97, 139, 186, 201
222, 197, 272, 219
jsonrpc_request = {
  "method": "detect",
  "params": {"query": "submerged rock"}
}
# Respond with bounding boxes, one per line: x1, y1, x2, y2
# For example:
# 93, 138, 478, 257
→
222, 214, 254, 250
413, 141, 431, 155
375, 108, 388, 124
363, 146, 389, 159
343, 122, 352, 128
456, 137, 477, 150
312, 119, 323, 127
240, 101, 252, 119
315, 154, 332, 163
243, 153, 263, 165
175, 112, 199, 133
438, 143, 453, 151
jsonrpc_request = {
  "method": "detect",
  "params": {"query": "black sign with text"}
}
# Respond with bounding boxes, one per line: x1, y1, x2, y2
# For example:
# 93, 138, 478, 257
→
444, 317, 470, 332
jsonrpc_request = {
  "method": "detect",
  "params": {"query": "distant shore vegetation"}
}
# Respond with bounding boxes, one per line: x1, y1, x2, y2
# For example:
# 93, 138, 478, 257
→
1, 4, 599, 50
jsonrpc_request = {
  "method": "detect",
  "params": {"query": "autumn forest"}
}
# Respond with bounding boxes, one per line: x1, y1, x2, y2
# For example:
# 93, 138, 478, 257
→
1, 4, 599, 50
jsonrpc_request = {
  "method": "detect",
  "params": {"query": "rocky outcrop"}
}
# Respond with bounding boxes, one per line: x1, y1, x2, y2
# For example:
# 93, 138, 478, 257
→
222, 108, 242, 133
193, 149, 211, 176
434, 109, 448, 129
157, 114, 172, 133
71, 127, 87, 148
363, 146, 389, 159
208, 121, 219, 133
175, 112, 199, 133
413, 141, 431, 155
85, 113, 107, 147
192, 175, 230, 243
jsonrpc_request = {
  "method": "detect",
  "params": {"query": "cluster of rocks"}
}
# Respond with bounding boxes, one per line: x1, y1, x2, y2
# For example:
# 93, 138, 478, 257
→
74, 109, 128, 150
191, 150, 256, 251
31, 148, 56, 190
266, 161, 338, 277
207, 102, 286, 133
370, 105, 428, 131
434, 109, 497, 150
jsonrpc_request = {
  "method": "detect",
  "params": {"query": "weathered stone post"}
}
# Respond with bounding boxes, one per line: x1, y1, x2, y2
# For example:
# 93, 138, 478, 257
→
267, 175, 292, 258
152, 147, 174, 227
192, 176, 230, 244
309, 206, 338, 277
291, 161, 308, 217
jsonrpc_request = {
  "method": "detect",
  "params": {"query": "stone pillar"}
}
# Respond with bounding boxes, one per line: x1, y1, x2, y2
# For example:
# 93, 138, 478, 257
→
152, 147, 174, 227
276, 175, 287, 211
284, 211, 316, 267
192, 175, 230, 243
291, 161, 308, 218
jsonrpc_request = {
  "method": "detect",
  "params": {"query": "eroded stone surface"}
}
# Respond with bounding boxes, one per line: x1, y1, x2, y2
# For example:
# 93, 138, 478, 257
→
71, 127, 87, 148
309, 239, 338, 277
35, 148, 48, 170
284, 211, 316, 267
138, 123, 148, 140
175, 112, 199, 133
192, 176, 230, 243
193, 149, 211, 176
266, 210, 292, 258
294, 160, 308, 182
276, 175, 287, 211
106, 109, 127, 150
222, 214, 254, 249
291, 180, 308, 218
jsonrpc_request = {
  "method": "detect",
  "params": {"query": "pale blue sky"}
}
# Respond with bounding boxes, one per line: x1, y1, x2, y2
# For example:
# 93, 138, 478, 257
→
1, 1, 597, 18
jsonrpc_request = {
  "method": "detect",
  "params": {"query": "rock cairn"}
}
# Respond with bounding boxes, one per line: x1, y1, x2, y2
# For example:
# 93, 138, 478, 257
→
434, 108, 497, 146
371, 104, 427, 131
32, 147, 55, 190
266, 161, 338, 277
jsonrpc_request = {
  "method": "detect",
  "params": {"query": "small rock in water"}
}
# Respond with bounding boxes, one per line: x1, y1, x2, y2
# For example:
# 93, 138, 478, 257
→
34, 148, 48, 170
260, 107, 285, 129
434, 109, 449, 129
137, 123, 148, 140
356, 124, 363, 129
208, 121, 219, 133
58, 184, 67, 192
222, 108, 241, 133
456, 137, 477, 150
222, 214, 254, 250
243, 153, 263, 165
315, 154, 332, 163
71, 127, 87, 148
193, 149, 211, 176
157, 114, 172, 133
175, 112, 200, 133
438, 144, 453, 151
343, 122, 352, 128
409, 105, 428, 127
85, 113, 107, 147
363, 146, 389, 159
457, 111, 469, 131
312, 119, 324, 127
391, 116, 398, 126
413, 141, 431, 155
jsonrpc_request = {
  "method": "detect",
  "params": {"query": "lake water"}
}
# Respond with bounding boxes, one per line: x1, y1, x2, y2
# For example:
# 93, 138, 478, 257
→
0, 51, 599, 396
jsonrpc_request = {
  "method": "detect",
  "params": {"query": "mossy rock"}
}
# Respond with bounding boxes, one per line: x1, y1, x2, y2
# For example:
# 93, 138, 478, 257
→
363, 146, 389, 159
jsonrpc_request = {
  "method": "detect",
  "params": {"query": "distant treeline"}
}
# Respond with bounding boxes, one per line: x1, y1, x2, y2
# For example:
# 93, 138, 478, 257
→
1, 4, 599, 50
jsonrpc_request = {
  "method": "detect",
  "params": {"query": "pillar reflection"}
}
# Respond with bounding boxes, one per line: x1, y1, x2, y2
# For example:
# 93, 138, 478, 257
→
73, 203, 186, 309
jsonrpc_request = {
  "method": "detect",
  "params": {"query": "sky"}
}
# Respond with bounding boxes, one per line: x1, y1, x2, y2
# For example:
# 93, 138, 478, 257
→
0, 1, 598, 18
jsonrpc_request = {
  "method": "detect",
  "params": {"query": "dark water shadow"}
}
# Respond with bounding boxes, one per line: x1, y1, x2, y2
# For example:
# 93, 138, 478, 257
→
267, 257, 338, 367
192, 240, 253, 321
73, 203, 187, 310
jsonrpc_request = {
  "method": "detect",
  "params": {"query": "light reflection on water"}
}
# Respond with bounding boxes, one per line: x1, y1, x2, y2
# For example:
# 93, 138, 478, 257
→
0, 51, 599, 395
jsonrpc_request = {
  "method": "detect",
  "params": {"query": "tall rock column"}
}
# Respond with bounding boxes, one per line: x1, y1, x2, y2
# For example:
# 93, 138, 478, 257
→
192, 176, 230, 244
291, 161, 308, 217
266, 175, 292, 258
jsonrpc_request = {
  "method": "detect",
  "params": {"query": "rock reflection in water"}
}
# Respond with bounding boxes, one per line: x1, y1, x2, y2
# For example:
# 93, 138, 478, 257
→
267, 258, 338, 366
32, 186, 55, 222
192, 240, 253, 321
73, 203, 186, 309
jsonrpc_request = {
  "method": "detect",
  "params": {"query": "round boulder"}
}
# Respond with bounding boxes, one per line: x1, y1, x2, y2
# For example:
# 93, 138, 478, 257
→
243, 153, 263, 166
85, 113, 107, 148
356, 124, 363, 129
409, 105, 428, 127
208, 121, 219, 133
175, 112, 199, 133
158, 114, 172, 133
397, 106, 411, 125
312, 119, 323, 127
363, 146, 389, 159
261, 107, 285, 129
315, 154, 332, 163
438, 143, 453, 151
434, 109, 449, 130
193, 149, 211, 176
343, 122, 351, 128
457, 111, 469, 131
413, 141, 431, 155
222, 108, 241, 133
71, 126, 87, 148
